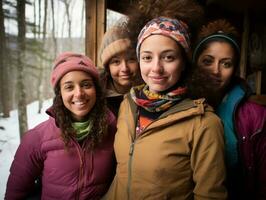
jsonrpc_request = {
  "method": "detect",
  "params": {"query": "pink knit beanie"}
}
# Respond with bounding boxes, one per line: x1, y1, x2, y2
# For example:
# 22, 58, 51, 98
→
50, 52, 99, 88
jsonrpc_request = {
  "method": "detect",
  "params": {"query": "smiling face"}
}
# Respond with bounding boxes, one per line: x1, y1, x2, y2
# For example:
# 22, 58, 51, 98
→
139, 34, 184, 93
108, 50, 139, 94
60, 71, 96, 121
197, 41, 235, 89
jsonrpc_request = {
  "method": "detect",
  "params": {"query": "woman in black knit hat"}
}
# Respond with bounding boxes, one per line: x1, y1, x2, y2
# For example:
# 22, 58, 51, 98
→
191, 19, 266, 200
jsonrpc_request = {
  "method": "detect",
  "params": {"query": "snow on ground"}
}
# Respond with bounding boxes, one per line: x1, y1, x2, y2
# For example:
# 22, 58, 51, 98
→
0, 99, 52, 199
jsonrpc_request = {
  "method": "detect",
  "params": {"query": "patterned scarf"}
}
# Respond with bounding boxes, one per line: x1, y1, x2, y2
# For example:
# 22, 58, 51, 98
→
72, 118, 94, 141
130, 84, 187, 112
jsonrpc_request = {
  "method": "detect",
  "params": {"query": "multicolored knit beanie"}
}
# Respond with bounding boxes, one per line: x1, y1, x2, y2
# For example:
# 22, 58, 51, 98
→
51, 52, 99, 88
136, 16, 191, 59
99, 25, 131, 69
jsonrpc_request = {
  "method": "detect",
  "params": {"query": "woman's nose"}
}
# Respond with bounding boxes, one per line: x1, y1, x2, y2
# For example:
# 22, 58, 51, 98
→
74, 86, 83, 97
120, 60, 129, 72
212, 63, 220, 74
151, 58, 163, 73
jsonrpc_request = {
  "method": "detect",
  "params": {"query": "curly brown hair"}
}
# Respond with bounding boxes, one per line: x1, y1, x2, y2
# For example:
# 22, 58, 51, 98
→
192, 19, 240, 66
52, 76, 108, 150
197, 19, 239, 42
125, 0, 204, 48
124, 0, 204, 87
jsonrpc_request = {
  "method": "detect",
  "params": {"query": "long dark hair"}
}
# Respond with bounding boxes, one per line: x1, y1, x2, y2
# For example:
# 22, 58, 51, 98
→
52, 76, 108, 149
186, 19, 241, 107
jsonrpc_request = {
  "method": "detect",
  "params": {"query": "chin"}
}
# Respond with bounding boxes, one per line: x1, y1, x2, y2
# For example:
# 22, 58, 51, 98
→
149, 87, 165, 93
120, 82, 131, 87
220, 83, 227, 90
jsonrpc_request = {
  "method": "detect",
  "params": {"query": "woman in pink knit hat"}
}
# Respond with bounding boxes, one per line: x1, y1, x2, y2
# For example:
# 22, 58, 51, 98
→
5, 52, 117, 200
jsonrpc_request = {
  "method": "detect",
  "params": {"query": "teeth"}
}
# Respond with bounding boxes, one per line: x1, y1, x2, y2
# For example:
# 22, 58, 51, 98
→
73, 101, 85, 105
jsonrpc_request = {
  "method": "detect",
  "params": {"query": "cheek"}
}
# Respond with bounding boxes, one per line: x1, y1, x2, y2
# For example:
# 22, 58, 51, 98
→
128, 63, 139, 73
140, 66, 148, 78
92, 91, 97, 101
139, 61, 149, 74
61, 93, 71, 107
109, 66, 120, 78
88, 89, 97, 100
222, 69, 234, 82
169, 63, 183, 78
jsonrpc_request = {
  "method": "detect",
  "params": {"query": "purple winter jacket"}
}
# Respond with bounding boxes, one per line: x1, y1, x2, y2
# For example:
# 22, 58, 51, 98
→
5, 109, 117, 200
236, 98, 266, 200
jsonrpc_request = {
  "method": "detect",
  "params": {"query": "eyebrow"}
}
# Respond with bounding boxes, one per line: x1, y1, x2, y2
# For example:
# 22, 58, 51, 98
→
62, 81, 73, 85
62, 78, 93, 85
140, 49, 177, 54
202, 54, 233, 59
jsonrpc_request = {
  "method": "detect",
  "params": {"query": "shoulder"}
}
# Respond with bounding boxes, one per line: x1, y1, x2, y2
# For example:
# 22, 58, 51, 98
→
238, 98, 266, 117
168, 98, 223, 131
196, 106, 223, 131
106, 109, 117, 128
188, 99, 223, 135
13, 118, 58, 165
182, 98, 220, 122
236, 98, 266, 134
248, 94, 266, 106
120, 93, 136, 111
22, 117, 60, 147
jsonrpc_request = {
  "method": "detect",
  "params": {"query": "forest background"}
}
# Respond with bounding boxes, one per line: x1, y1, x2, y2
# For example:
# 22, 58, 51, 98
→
0, 0, 122, 138
0, 0, 122, 197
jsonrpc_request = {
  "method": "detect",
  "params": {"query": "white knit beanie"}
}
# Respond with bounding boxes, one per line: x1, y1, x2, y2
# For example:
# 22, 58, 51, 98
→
98, 25, 131, 69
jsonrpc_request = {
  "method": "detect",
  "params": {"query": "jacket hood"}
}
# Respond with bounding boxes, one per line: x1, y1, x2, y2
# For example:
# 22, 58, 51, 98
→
46, 106, 55, 118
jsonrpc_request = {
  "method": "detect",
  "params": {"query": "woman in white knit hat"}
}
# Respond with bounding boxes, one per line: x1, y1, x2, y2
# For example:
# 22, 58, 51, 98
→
99, 21, 142, 117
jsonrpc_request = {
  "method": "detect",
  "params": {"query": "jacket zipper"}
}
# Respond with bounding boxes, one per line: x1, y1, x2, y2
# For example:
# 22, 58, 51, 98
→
126, 114, 160, 200
125, 97, 202, 199
74, 141, 85, 200
127, 141, 135, 200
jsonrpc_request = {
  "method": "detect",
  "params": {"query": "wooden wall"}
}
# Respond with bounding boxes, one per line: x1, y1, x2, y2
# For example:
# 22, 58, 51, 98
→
85, 0, 105, 66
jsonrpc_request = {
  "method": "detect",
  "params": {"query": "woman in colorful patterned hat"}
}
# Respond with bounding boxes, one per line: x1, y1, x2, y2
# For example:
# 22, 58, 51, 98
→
104, 0, 227, 199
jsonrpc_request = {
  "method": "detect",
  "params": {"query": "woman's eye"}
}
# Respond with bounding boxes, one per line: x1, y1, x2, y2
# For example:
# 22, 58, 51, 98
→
201, 58, 213, 66
141, 55, 152, 62
221, 61, 233, 68
163, 55, 175, 62
82, 81, 94, 88
63, 85, 73, 90
110, 58, 121, 65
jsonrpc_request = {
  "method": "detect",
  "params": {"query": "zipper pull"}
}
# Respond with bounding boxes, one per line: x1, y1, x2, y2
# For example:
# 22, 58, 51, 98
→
129, 142, 135, 156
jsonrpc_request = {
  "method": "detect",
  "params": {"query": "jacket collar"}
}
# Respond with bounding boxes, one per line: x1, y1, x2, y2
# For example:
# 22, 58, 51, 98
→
125, 93, 211, 134
46, 106, 55, 118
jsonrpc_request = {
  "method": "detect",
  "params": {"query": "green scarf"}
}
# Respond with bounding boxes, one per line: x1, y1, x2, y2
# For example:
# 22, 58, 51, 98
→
72, 119, 94, 141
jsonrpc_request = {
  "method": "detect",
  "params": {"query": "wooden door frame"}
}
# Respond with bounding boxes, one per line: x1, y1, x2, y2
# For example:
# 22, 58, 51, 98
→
85, 0, 106, 66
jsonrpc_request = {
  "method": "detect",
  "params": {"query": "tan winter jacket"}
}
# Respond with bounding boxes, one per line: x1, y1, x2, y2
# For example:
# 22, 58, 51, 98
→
105, 95, 227, 200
